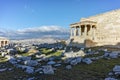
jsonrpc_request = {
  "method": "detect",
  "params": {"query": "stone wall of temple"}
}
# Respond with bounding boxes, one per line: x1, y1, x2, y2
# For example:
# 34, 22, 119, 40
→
70, 9, 120, 47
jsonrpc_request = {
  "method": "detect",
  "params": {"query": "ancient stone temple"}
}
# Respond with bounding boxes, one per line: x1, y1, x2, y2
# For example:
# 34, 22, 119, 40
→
0, 37, 9, 47
70, 9, 120, 48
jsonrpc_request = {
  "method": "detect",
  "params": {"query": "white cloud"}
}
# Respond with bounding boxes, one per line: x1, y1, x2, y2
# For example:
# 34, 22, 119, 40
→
18, 26, 67, 33
0, 26, 69, 40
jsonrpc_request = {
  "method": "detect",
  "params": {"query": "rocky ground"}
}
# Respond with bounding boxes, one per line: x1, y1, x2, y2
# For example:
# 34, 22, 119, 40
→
0, 46, 120, 80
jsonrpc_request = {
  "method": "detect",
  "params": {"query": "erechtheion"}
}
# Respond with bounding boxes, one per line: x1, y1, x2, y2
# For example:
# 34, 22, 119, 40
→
69, 9, 120, 47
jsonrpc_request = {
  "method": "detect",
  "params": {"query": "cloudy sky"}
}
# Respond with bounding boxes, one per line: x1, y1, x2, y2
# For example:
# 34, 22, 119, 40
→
0, 0, 120, 39
0, 26, 69, 39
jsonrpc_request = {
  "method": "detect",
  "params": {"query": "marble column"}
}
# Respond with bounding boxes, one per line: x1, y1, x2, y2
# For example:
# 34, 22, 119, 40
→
79, 26, 81, 36
74, 27, 77, 36
1, 41, 4, 47
84, 25, 87, 37
89, 25, 92, 36
3, 41, 5, 46
76, 28, 78, 36
93, 27, 95, 40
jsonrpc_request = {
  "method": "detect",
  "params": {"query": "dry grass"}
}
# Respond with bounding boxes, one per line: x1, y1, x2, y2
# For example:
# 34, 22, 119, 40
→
1, 47, 120, 80
0, 58, 120, 80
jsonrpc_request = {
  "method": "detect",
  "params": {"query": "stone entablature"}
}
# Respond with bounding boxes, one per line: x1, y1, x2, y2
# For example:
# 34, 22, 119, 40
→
70, 21, 97, 26
69, 9, 120, 47
0, 37, 9, 47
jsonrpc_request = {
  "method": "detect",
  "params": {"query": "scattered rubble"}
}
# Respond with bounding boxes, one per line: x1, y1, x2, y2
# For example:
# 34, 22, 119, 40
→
25, 66, 34, 74
54, 64, 61, 67
70, 57, 82, 65
109, 53, 118, 59
113, 65, 120, 72
27, 77, 35, 80
82, 58, 92, 64
47, 61, 56, 65
66, 65, 72, 70
105, 77, 117, 80
24, 60, 38, 66
64, 50, 86, 58
2, 42, 120, 80
42, 65, 54, 74
0, 68, 7, 72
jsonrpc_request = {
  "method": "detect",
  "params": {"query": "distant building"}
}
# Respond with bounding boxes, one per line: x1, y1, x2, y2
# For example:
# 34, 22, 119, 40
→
0, 37, 9, 47
69, 9, 120, 48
